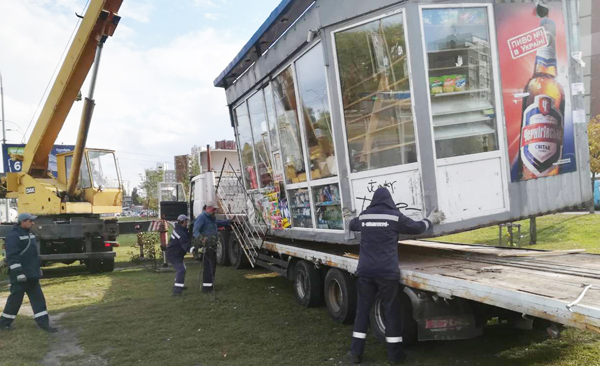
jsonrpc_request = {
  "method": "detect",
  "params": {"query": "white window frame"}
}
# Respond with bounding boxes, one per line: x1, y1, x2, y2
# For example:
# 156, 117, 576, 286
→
330, 7, 424, 212
270, 41, 345, 232
418, 3, 510, 218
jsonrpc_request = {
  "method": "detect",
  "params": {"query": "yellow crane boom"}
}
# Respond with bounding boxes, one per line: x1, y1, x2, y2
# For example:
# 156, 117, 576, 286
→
5, 0, 124, 216
23, 0, 122, 177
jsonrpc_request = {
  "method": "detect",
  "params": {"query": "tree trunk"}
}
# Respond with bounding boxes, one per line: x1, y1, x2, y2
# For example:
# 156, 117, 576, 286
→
529, 217, 537, 245
591, 173, 596, 214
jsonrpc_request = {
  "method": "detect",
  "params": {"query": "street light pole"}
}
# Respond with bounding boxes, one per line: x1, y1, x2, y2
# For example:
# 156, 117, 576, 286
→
0, 70, 8, 222
0, 70, 5, 145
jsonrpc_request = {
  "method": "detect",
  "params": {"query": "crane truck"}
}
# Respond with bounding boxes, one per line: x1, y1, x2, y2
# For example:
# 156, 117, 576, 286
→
1, 0, 124, 273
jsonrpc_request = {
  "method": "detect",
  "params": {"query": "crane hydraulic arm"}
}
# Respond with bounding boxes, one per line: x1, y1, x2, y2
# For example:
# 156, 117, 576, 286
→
4, 0, 124, 217
23, 0, 122, 178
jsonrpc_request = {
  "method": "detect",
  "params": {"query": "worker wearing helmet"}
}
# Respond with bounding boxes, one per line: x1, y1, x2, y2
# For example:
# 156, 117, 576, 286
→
1, 213, 57, 332
345, 188, 445, 364
193, 201, 231, 293
166, 214, 195, 296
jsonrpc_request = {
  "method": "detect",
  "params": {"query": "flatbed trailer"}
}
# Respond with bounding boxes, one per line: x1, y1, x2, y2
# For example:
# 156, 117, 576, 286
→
235, 237, 600, 343
206, 0, 599, 345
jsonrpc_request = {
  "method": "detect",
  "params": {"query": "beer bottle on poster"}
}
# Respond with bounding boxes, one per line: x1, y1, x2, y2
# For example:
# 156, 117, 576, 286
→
518, 17, 565, 180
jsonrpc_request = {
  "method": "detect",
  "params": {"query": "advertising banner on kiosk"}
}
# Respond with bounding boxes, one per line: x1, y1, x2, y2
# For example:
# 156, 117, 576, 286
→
2, 144, 75, 177
495, 2, 577, 182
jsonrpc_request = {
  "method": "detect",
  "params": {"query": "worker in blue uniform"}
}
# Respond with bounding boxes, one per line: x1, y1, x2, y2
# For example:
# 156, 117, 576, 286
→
346, 188, 445, 364
193, 201, 231, 293
166, 214, 196, 296
0, 213, 57, 332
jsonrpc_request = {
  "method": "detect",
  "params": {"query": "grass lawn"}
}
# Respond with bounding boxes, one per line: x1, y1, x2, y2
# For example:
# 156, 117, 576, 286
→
439, 213, 600, 253
0, 214, 599, 365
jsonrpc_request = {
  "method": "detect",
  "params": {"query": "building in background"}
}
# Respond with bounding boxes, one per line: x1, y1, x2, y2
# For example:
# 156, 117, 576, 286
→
164, 169, 176, 183
175, 154, 189, 183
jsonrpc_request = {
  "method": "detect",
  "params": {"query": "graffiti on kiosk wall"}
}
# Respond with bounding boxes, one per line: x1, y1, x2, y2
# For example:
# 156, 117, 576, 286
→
354, 177, 422, 214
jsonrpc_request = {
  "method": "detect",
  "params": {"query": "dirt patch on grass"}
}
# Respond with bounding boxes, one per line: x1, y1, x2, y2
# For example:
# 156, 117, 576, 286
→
40, 312, 108, 366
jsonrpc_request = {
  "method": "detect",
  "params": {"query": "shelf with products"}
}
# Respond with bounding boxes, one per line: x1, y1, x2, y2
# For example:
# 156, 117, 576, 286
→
288, 187, 313, 228
312, 183, 343, 230
290, 204, 311, 209
316, 201, 341, 207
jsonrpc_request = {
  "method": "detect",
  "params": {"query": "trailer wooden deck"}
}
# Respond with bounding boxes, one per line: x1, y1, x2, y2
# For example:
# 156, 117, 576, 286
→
262, 239, 600, 334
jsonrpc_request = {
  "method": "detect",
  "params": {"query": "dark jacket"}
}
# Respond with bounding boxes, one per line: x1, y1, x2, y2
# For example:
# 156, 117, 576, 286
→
350, 188, 431, 280
5, 225, 42, 284
166, 223, 192, 260
193, 211, 230, 239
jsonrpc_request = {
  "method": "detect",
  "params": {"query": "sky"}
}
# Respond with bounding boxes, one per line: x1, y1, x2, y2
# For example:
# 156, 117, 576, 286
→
0, 0, 281, 192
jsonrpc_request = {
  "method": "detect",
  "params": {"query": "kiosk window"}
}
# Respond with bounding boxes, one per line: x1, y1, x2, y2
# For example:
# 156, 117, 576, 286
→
295, 45, 337, 180
235, 104, 258, 190
273, 67, 307, 184
248, 91, 274, 188
264, 84, 279, 152
422, 7, 499, 158
335, 13, 417, 173
288, 188, 313, 228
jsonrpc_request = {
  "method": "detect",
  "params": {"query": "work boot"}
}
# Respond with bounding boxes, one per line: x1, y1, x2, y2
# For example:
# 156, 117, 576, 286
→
39, 325, 59, 333
346, 351, 361, 364
172, 292, 184, 297
0, 324, 14, 331
388, 351, 408, 365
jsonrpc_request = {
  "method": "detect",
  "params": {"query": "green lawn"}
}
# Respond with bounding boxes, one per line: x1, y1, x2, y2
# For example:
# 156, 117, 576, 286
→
1, 215, 599, 365
440, 213, 600, 253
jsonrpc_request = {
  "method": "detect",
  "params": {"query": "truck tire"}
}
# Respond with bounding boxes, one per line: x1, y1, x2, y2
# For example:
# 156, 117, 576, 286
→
369, 292, 418, 346
86, 259, 102, 274
228, 234, 250, 269
324, 268, 357, 324
216, 231, 231, 266
102, 258, 115, 272
294, 261, 323, 307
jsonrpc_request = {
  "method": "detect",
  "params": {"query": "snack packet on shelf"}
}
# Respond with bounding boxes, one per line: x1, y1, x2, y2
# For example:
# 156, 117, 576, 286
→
455, 74, 466, 92
430, 76, 443, 95
443, 75, 456, 93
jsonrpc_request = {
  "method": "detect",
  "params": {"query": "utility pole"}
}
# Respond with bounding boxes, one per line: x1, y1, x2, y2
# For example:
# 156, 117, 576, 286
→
0, 70, 9, 222
0, 70, 5, 145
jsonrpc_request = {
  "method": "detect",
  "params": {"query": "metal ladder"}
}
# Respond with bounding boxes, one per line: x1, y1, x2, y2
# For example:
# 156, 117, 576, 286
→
214, 159, 268, 267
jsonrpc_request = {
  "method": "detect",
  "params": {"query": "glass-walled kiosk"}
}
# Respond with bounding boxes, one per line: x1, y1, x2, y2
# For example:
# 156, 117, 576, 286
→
217, 0, 589, 243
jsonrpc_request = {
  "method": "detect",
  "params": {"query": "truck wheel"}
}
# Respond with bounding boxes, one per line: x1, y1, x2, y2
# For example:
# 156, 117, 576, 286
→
369, 292, 418, 346
102, 258, 115, 272
86, 259, 102, 274
228, 234, 249, 269
324, 268, 357, 324
217, 231, 231, 266
294, 261, 323, 307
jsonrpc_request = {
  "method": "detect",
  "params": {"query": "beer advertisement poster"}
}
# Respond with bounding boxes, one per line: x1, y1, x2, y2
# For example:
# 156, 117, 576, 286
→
495, 2, 577, 182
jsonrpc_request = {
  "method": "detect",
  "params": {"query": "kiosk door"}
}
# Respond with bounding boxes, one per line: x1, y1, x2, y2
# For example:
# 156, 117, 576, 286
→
420, 4, 509, 222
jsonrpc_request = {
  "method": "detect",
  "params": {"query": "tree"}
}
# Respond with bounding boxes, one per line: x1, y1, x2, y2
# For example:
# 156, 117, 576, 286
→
131, 187, 142, 205
588, 115, 600, 212
139, 169, 164, 212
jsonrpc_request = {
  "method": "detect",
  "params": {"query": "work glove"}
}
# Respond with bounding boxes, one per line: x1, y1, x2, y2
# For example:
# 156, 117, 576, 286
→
427, 209, 446, 225
190, 246, 196, 254
342, 207, 356, 220
17, 274, 27, 283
